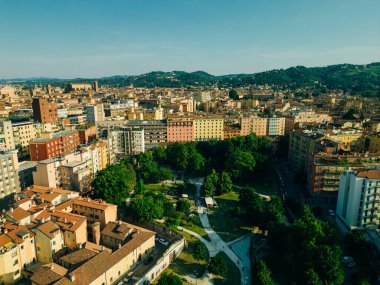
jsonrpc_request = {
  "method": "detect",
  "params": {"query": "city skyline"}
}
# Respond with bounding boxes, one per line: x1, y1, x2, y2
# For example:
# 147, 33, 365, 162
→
0, 0, 379, 78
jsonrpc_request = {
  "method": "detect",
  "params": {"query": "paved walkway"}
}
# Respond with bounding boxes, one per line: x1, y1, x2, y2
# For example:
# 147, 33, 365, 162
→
183, 178, 251, 285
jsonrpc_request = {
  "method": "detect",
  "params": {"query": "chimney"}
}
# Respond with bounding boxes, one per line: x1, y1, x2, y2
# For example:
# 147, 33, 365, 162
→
69, 275, 75, 282
10, 207, 13, 213
41, 218, 45, 224
118, 220, 121, 225
118, 243, 121, 249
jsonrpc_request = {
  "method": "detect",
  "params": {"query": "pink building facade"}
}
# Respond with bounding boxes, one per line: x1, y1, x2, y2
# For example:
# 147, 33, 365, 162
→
167, 117, 194, 142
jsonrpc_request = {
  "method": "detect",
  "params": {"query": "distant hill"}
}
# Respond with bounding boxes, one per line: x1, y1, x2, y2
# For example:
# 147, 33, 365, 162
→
1, 62, 379, 96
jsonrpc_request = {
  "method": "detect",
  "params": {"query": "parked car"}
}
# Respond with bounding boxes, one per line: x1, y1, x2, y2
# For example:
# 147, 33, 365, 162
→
159, 238, 169, 246
342, 256, 353, 263
144, 256, 154, 265
328, 210, 336, 216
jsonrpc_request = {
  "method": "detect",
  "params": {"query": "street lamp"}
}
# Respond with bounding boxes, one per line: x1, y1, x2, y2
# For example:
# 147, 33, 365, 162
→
194, 270, 198, 285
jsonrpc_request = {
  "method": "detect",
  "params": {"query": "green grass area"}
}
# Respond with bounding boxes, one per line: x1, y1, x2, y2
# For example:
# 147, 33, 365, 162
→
210, 252, 241, 285
181, 215, 210, 241
168, 231, 209, 280
145, 183, 173, 192
208, 191, 252, 242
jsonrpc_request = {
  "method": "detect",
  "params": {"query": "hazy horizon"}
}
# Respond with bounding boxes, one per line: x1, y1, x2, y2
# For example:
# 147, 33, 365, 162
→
1, 0, 379, 78
0, 61, 379, 81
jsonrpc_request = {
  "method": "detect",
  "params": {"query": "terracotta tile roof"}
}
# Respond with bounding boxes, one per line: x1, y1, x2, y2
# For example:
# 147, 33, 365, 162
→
31, 264, 67, 285
29, 185, 79, 196
55, 230, 155, 285
357, 169, 380, 180
83, 241, 110, 253
55, 200, 73, 211
56, 250, 112, 285
6, 207, 30, 221
0, 234, 13, 247
35, 210, 86, 232
101, 221, 132, 241
16, 197, 32, 206
5, 225, 34, 244
59, 248, 98, 266
35, 221, 61, 239
36, 192, 61, 202
28, 204, 50, 216
72, 197, 116, 211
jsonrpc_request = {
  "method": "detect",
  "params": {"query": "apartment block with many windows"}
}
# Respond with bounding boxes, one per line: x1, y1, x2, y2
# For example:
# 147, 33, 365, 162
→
337, 169, 380, 229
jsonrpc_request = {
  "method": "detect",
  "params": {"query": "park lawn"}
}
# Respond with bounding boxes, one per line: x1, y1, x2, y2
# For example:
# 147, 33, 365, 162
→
211, 252, 241, 285
182, 215, 210, 241
144, 183, 172, 192
208, 191, 252, 242
168, 231, 209, 280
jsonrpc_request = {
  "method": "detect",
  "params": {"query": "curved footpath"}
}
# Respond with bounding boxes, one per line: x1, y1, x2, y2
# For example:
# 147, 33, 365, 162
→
180, 178, 251, 285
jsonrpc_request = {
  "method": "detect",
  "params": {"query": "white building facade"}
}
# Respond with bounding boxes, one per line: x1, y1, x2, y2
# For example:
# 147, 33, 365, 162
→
337, 169, 380, 230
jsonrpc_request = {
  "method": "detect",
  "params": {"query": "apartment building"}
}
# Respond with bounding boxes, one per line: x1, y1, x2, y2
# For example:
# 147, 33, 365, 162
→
32, 98, 58, 124
85, 104, 105, 125
288, 129, 323, 172
54, 197, 117, 230
167, 116, 194, 142
267, 117, 285, 136
109, 127, 145, 157
35, 210, 87, 249
224, 125, 241, 139
78, 125, 97, 144
337, 169, 380, 229
308, 152, 380, 193
240, 117, 252, 136
32, 221, 65, 264
0, 150, 20, 199
60, 160, 91, 193
29, 130, 80, 161
0, 120, 15, 150
251, 117, 268, 136
11, 121, 38, 158
125, 120, 167, 149
32, 145, 107, 193
143, 107, 164, 120
194, 116, 224, 141
81, 141, 109, 176
0, 226, 36, 284
292, 110, 332, 125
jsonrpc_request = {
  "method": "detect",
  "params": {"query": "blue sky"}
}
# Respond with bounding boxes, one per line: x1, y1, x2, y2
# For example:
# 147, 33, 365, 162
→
0, 0, 379, 78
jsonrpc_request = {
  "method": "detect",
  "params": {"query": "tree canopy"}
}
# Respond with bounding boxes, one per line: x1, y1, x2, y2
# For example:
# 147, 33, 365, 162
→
129, 193, 164, 223
228, 89, 239, 100
253, 260, 273, 285
157, 272, 183, 285
92, 160, 136, 204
